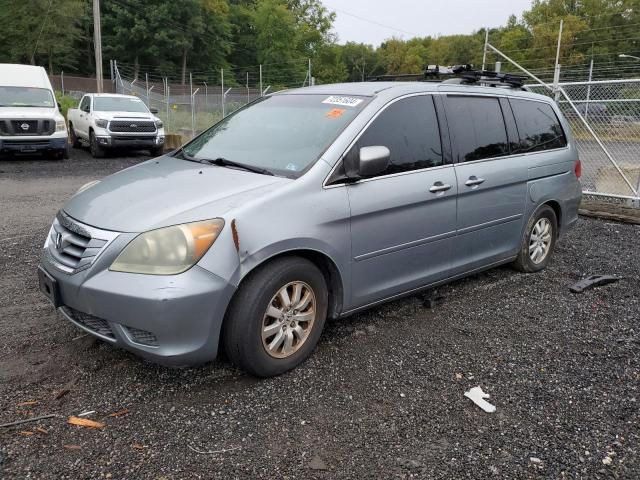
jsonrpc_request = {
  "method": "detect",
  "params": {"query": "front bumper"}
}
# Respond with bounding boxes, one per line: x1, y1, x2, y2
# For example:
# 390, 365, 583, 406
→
40, 256, 236, 366
0, 135, 67, 153
95, 134, 165, 149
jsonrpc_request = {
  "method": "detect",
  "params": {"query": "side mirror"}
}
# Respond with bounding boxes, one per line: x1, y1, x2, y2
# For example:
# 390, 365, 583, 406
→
57, 102, 62, 112
150, 108, 159, 114
358, 146, 390, 177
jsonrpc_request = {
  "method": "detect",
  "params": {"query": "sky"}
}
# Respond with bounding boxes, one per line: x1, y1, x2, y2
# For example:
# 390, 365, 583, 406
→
322, 0, 534, 46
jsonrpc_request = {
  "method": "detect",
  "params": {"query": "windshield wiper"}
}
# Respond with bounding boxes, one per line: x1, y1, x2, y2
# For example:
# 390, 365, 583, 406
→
201, 157, 274, 176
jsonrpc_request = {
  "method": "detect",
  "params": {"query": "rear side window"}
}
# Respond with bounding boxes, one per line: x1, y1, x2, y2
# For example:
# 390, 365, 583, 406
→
510, 99, 567, 153
351, 95, 444, 176
446, 96, 509, 162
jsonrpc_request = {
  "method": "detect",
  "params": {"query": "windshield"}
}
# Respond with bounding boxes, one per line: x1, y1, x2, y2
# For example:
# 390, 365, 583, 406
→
181, 94, 369, 178
93, 96, 149, 113
0, 87, 55, 108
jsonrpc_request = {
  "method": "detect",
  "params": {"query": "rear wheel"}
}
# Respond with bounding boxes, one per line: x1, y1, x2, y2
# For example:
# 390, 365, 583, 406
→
512, 205, 557, 273
89, 131, 105, 158
223, 257, 328, 377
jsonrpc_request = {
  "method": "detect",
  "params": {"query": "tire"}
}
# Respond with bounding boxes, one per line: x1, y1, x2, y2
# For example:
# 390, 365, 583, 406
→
223, 256, 328, 377
512, 205, 558, 273
52, 147, 67, 161
69, 123, 81, 148
89, 130, 105, 158
150, 146, 164, 157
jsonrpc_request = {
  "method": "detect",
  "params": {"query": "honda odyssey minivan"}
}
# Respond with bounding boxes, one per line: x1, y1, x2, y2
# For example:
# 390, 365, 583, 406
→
38, 80, 582, 377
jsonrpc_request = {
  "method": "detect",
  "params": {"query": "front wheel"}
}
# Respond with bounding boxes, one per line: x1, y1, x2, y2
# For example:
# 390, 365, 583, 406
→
89, 131, 105, 158
150, 145, 164, 157
69, 123, 81, 148
223, 257, 328, 377
512, 205, 558, 273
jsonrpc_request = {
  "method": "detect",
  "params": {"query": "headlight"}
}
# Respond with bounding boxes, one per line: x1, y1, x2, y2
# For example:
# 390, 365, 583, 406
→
95, 119, 108, 128
56, 120, 66, 132
155, 119, 163, 128
110, 219, 225, 275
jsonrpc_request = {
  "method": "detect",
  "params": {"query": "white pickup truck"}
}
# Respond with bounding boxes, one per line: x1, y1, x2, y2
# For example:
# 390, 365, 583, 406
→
67, 94, 165, 158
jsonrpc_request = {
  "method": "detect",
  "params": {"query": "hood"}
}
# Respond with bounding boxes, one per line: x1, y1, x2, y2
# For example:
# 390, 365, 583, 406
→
0, 106, 60, 119
94, 111, 156, 121
64, 156, 291, 232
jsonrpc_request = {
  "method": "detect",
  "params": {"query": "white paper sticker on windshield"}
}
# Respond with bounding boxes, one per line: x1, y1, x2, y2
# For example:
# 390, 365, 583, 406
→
322, 96, 363, 108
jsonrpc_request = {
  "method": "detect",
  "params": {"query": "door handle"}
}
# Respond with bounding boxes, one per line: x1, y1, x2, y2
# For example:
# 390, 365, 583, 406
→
465, 176, 485, 187
429, 182, 452, 193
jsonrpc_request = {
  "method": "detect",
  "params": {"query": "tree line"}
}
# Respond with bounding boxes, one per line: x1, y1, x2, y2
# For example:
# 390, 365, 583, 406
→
0, 0, 639, 87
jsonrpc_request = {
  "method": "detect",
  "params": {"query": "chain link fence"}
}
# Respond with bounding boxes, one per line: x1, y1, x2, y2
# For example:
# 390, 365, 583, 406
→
527, 79, 640, 204
113, 61, 311, 144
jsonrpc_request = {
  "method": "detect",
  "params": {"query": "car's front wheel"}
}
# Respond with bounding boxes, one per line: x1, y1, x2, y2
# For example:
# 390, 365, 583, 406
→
69, 124, 81, 148
150, 146, 164, 157
223, 256, 328, 377
513, 205, 558, 273
89, 131, 105, 158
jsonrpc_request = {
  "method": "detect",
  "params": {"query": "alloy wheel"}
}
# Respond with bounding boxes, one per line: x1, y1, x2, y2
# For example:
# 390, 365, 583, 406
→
529, 218, 552, 264
261, 281, 316, 359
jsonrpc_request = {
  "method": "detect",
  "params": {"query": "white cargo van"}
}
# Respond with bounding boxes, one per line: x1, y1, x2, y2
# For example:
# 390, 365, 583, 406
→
0, 64, 69, 159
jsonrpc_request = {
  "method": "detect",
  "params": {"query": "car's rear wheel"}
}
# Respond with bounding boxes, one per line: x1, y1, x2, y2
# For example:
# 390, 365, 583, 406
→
69, 123, 81, 148
512, 205, 557, 273
223, 256, 328, 377
89, 131, 104, 158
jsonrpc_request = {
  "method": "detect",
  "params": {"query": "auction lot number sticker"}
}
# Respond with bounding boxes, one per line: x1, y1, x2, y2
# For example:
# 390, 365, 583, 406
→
322, 96, 364, 107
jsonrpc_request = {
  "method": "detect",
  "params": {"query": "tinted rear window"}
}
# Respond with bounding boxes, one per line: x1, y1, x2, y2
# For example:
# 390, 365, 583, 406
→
510, 99, 567, 153
446, 96, 509, 162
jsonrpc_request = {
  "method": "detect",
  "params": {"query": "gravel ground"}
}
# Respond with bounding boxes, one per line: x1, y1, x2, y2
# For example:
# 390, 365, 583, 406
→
1, 148, 639, 479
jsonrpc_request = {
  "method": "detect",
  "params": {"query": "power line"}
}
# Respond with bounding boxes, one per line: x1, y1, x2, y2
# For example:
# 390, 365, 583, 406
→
31, 0, 54, 63
323, 3, 420, 38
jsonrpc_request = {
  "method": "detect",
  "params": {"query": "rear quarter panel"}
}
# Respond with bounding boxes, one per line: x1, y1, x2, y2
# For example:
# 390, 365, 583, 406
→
523, 101, 581, 235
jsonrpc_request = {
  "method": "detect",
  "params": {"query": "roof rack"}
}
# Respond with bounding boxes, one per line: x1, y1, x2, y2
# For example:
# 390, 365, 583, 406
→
367, 64, 528, 90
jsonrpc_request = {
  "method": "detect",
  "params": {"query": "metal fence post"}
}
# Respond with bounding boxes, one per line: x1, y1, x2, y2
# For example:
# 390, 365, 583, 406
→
167, 84, 171, 134
259, 65, 263, 97
585, 57, 594, 120
221, 68, 225, 118
61, 71, 64, 95
190, 72, 194, 137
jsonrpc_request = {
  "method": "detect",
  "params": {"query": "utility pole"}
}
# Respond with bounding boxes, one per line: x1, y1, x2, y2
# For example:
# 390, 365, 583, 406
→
93, 0, 104, 93
482, 28, 489, 71
553, 19, 563, 101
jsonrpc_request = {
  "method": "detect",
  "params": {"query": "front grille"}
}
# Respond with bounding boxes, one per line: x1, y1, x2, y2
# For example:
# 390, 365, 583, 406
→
46, 212, 115, 274
2, 140, 50, 148
11, 120, 37, 134
126, 327, 159, 347
62, 306, 114, 339
109, 120, 156, 133
0, 119, 56, 136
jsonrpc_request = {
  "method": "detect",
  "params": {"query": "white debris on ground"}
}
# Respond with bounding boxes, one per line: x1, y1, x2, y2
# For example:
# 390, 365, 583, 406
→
464, 386, 496, 413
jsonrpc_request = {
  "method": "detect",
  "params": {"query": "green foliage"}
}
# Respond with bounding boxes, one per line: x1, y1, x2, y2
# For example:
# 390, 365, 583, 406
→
1, 0, 639, 85
55, 91, 79, 119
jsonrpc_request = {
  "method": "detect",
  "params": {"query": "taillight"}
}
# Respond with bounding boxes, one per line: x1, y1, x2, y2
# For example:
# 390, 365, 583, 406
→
574, 159, 582, 178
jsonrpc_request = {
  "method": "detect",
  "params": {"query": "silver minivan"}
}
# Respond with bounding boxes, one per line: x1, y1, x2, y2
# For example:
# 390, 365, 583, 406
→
38, 81, 582, 377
